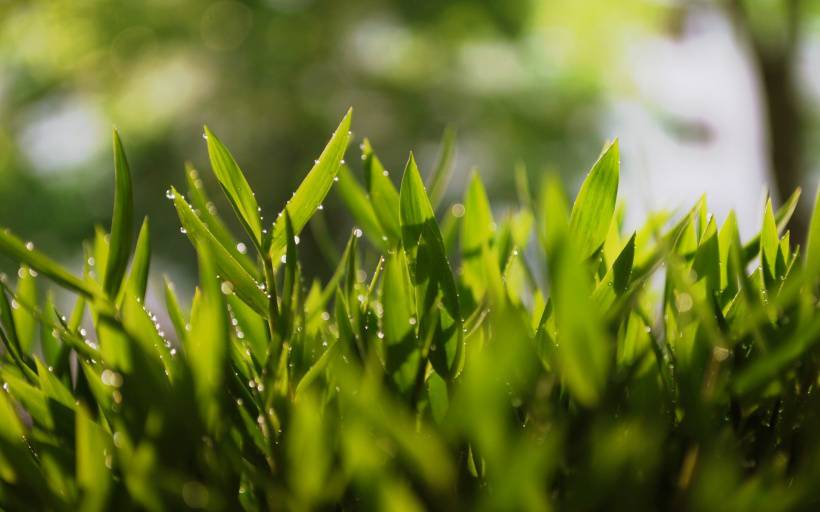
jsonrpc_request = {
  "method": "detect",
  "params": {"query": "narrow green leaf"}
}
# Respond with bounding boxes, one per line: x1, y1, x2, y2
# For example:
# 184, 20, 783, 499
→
12, 266, 38, 352
204, 125, 263, 245
742, 188, 801, 264
76, 404, 112, 511
381, 250, 420, 395
185, 163, 258, 278
569, 140, 619, 259
103, 129, 134, 298
718, 211, 739, 293
334, 164, 388, 249
540, 174, 570, 257
362, 139, 401, 244
187, 242, 229, 428
734, 313, 820, 395
123, 217, 151, 303
461, 171, 495, 255
270, 108, 352, 261
0, 287, 36, 380
0, 229, 97, 298
692, 217, 720, 292
592, 232, 636, 309
806, 187, 820, 275
171, 188, 268, 316
121, 291, 175, 381
399, 153, 463, 379
761, 198, 778, 278
163, 276, 188, 343
461, 171, 496, 300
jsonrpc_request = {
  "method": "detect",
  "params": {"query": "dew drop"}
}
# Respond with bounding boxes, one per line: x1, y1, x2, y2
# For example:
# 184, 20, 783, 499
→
236, 242, 247, 254
24, 242, 34, 251
180, 227, 187, 234
101, 369, 123, 387
165, 189, 175, 199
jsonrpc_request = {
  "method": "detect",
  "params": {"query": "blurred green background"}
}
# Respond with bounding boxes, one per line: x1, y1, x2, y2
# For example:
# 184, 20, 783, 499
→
1, 0, 819, 282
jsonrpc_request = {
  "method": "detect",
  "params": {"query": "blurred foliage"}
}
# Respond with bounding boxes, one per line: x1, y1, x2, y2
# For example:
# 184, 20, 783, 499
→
0, 0, 662, 278
0, 113, 819, 510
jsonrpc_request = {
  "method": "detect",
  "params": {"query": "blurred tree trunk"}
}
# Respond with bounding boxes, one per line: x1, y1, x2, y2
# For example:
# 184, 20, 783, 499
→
726, 0, 807, 241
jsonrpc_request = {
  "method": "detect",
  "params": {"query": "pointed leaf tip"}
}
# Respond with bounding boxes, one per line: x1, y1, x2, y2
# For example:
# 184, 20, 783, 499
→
569, 139, 620, 259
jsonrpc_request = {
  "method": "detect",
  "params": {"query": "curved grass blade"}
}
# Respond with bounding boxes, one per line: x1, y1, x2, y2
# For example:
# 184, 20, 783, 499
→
187, 242, 230, 429
760, 198, 779, 278
362, 139, 401, 244
103, 129, 134, 298
12, 266, 37, 352
171, 188, 268, 316
122, 217, 150, 303
163, 276, 188, 342
0, 229, 98, 298
76, 404, 112, 510
185, 163, 258, 278
592, 232, 636, 310
335, 164, 387, 250
381, 250, 420, 395
399, 153, 463, 379
805, 187, 820, 275
569, 139, 619, 259
461, 171, 496, 301
204, 125, 263, 246
741, 188, 801, 264
270, 108, 352, 262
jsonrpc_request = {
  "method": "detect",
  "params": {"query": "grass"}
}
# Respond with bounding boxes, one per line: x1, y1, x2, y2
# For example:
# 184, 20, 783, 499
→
0, 108, 819, 510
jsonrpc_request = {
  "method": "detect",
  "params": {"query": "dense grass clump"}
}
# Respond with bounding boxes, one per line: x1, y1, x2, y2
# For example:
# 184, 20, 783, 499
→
0, 109, 819, 511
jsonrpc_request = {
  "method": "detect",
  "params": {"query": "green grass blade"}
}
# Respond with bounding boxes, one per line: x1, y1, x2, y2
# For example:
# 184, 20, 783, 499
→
76, 404, 112, 510
335, 164, 388, 249
269, 108, 352, 262
103, 129, 134, 298
12, 266, 38, 352
0, 229, 98, 298
123, 217, 151, 303
461, 171, 496, 300
760, 198, 779, 278
171, 188, 268, 316
569, 140, 619, 259
806, 187, 820, 275
741, 188, 801, 264
362, 139, 401, 244
592, 232, 636, 309
187, 242, 230, 429
204, 125, 263, 246
381, 249, 420, 395
185, 163, 259, 278
163, 276, 189, 343
399, 153, 463, 378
